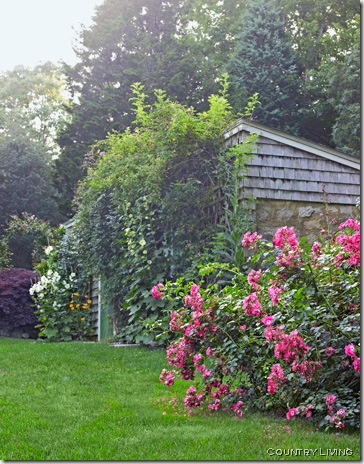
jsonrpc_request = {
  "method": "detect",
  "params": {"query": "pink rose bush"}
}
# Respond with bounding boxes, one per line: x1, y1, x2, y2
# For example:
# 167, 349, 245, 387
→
153, 216, 360, 430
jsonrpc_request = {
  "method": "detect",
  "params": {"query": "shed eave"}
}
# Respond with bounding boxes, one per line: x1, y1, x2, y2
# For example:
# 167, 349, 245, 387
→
223, 119, 360, 171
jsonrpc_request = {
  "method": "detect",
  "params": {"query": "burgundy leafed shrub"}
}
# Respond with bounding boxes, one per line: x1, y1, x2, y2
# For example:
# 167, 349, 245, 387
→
0, 268, 39, 338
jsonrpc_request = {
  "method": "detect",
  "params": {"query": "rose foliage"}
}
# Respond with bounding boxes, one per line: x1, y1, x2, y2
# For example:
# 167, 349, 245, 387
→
154, 218, 360, 430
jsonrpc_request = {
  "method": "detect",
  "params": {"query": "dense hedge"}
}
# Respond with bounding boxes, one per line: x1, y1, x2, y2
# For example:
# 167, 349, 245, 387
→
0, 268, 39, 338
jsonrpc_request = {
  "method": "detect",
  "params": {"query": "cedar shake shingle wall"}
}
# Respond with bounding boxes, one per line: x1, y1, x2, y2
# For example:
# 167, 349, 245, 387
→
224, 124, 360, 205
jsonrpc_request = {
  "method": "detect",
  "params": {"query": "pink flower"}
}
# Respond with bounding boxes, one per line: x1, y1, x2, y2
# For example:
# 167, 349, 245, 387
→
353, 357, 360, 373
193, 353, 203, 366
186, 385, 196, 395
344, 343, 356, 358
170, 310, 184, 331
267, 282, 282, 306
208, 400, 221, 410
184, 385, 203, 410
247, 269, 262, 290
261, 315, 274, 326
159, 369, 176, 386
240, 324, 247, 330
267, 363, 286, 394
311, 241, 322, 258
300, 404, 314, 418
181, 367, 195, 380
273, 330, 310, 363
217, 384, 229, 396
184, 284, 204, 312
159, 369, 167, 383
202, 368, 212, 379
335, 229, 360, 267
151, 282, 164, 299
165, 371, 175, 386
273, 227, 299, 250
337, 409, 346, 418
243, 292, 263, 316
242, 231, 262, 249
325, 346, 336, 357
229, 401, 244, 419
272, 227, 301, 267
286, 407, 298, 420
325, 394, 337, 407
338, 218, 360, 231
263, 325, 284, 342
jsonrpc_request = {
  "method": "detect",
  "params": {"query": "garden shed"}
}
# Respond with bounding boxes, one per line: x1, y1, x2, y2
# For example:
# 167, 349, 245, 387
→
63, 120, 360, 340
223, 119, 360, 241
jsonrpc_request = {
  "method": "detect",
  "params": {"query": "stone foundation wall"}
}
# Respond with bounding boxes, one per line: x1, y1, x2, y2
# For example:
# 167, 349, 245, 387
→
254, 199, 357, 242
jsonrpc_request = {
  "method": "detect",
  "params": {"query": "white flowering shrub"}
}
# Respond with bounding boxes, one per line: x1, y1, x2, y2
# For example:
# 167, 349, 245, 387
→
30, 232, 93, 341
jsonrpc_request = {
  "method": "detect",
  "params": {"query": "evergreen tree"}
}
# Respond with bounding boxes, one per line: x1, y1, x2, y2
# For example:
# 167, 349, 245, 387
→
225, 0, 303, 133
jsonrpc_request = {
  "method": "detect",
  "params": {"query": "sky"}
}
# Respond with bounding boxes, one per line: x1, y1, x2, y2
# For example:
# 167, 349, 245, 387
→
0, 0, 103, 73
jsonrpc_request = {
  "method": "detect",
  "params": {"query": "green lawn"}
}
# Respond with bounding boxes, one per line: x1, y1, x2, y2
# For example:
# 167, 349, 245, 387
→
0, 337, 360, 460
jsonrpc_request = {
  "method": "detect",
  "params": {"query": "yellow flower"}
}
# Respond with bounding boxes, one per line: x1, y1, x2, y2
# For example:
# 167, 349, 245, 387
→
82, 304, 88, 309
73, 292, 80, 297
80, 317, 85, 321
76, 303, 80, 308
87, 299, 92, 305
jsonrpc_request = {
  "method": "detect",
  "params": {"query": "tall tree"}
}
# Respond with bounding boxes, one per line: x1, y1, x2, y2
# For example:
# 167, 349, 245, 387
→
330, 22, 360, 157
281, 0, 360, 150
225, 0, 304, 133
55, 0, 247, 217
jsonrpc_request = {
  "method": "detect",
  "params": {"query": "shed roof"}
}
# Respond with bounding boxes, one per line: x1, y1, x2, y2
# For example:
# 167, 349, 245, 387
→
223, 119, 360, 205
224, 119, 360, 170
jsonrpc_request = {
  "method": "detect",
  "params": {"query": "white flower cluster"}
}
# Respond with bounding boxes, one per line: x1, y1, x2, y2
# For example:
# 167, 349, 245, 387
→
44, 245, 54, 255
29, 269, 77, 299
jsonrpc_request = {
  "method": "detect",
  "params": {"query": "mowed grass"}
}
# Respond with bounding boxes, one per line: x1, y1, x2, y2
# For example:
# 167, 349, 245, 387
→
0, 337, 360, 461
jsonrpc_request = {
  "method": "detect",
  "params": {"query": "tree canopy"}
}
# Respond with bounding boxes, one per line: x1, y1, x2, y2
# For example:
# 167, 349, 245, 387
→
54, 0, 359, 218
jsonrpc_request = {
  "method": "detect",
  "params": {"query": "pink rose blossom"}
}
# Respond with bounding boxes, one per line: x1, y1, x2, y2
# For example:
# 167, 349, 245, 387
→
242, 231, 262, 249
353, 357, 360, 373
286, 407, 298, 420
247, 269, 262, 290
151, 282, 164, 299
344, 343, 356, 358
325, 394, 337, 407
243, 292, 263, 316
193, 353, 203, 366
261, 315, 274, 326
338, 218, 360, 231
267, 363, 286, 394
267, 282, 282, 306
337, 409, 346, 418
